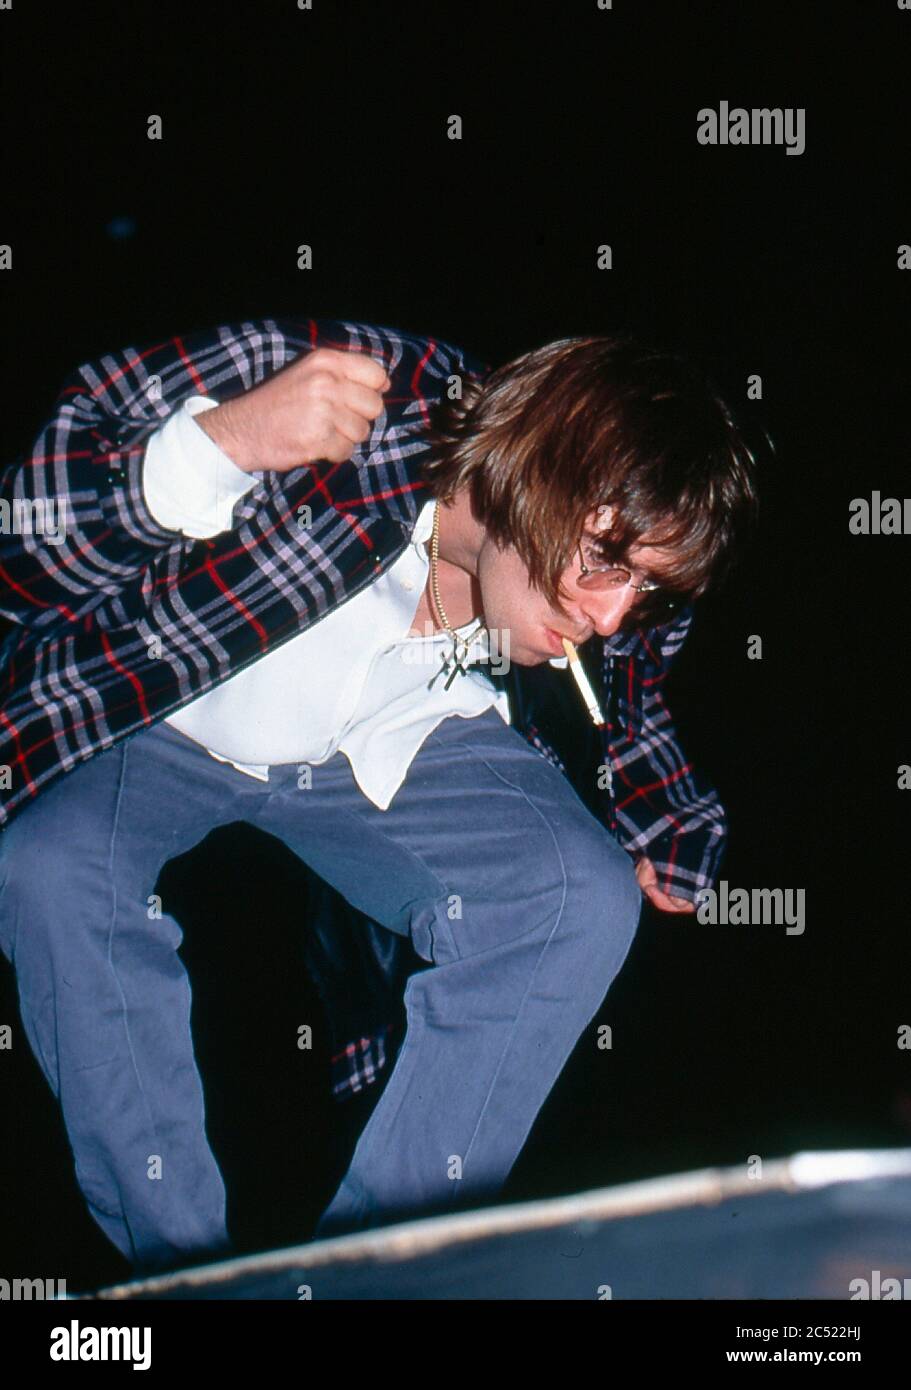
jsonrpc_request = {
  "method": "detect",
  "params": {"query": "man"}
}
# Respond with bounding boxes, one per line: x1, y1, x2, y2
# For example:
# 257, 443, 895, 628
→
0, 316, 757, 1274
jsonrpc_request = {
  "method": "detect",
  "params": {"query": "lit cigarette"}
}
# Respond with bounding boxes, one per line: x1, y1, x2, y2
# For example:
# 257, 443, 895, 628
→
561, 638, 605, 728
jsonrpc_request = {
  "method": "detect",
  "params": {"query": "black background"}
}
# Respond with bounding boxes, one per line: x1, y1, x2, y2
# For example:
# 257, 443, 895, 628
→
0, 0, 906, 1293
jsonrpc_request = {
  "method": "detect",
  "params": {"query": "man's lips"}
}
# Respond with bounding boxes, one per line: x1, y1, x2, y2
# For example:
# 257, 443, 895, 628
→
542, 626, 588, 655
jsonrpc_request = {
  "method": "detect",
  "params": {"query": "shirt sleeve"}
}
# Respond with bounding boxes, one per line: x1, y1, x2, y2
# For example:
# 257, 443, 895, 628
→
601, 610, 728, 905
142, 395, 259, 539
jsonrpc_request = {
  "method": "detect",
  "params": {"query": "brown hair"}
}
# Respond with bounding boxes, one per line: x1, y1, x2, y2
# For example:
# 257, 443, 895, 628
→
421, 333, 762, 615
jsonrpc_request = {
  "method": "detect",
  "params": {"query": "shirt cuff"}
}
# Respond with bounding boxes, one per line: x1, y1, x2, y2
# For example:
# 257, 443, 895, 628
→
142, 395, 257, 538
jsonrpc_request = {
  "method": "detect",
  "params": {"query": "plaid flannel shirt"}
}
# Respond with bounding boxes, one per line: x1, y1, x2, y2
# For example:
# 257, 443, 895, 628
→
0, 316, 727, 1100
0, 317, 490, 824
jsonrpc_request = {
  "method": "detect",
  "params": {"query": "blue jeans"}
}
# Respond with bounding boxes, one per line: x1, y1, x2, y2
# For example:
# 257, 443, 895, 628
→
0, 709, 641, 1272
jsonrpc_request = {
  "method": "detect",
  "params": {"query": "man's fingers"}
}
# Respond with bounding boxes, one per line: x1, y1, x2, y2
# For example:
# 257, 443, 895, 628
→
635, 856, 656, 888
645, 885, 695, 913
333, 402, 375, 449
342, 379, 389, 425
638, 866, 695, 913
313, 347, 390, 392
636, 855, 694, 911
345, 352, 391, 392
328, 377, 390, 450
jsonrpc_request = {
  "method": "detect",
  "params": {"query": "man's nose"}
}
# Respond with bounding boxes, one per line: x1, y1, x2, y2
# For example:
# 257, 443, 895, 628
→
579, 585, 639, 637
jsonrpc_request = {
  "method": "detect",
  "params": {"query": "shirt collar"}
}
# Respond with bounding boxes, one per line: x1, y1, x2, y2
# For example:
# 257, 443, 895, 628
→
411, 498, 437, 551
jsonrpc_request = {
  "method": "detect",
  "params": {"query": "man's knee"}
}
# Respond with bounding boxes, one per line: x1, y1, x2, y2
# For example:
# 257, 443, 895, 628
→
558, 823, 642, 974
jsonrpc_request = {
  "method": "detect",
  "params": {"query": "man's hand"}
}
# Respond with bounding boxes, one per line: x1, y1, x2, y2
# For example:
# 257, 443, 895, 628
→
194, 347, 393, 475
634, 855, 695, 913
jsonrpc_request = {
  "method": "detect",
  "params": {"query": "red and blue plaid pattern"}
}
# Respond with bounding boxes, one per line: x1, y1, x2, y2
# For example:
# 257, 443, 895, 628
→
0, 317, 489, 825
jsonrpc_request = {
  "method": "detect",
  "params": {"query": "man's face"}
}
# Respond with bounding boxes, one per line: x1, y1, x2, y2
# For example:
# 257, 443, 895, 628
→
475, 508, 679, 666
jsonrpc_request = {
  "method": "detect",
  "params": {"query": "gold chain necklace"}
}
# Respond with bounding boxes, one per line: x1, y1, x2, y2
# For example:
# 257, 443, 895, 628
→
429, 502, 486, 689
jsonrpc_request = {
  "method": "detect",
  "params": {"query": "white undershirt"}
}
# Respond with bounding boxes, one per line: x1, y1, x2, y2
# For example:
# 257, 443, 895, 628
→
142, 396, 566, 810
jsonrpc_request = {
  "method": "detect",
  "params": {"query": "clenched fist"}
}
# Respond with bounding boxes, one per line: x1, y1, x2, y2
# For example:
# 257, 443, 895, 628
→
194, 347, 393, 474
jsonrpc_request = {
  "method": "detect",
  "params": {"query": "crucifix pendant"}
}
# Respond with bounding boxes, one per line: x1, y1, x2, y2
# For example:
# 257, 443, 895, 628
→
431, 621, 485, 692
442, 643, 469, 689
